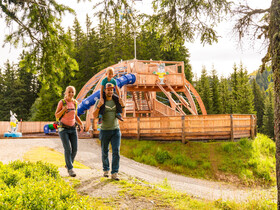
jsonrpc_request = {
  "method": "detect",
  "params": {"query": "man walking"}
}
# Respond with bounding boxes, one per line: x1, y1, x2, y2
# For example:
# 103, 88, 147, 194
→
93, 83, 125, 181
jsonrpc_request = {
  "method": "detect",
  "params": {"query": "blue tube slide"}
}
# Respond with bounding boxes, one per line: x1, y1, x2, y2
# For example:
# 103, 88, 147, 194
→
77, 73, 136, 116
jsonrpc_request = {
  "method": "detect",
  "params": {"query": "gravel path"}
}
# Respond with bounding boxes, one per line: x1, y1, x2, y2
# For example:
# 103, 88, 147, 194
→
0, 138, 271, 201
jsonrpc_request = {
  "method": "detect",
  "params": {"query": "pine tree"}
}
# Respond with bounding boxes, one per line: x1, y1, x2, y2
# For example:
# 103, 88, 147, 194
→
236, 64, 255, 114
0, 68, 5, 120
1, 61, 17, 120
210, 68, 221, 114
219, 77, 231, 114
262, 84, 274, 138
0, 60, 40, 121
229, 63, 239, 113
198, 66, 212, 114
251, 79, 265, 131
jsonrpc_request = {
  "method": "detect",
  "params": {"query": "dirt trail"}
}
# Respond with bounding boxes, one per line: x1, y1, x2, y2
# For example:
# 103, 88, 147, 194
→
0, 138, 272, 202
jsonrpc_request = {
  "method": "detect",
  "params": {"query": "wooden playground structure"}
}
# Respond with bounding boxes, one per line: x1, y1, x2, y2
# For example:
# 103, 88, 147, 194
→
76, 59, 256, 142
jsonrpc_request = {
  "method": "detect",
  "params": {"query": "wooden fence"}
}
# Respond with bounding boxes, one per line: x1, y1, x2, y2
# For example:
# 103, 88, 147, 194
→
0, 121, 54, 136
0, 114, 256, 142
92, 114, 257, 143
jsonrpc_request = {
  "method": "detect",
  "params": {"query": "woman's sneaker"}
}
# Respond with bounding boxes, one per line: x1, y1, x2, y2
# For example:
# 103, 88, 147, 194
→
111, 173, 119, 181
68, 169, 76, 177
103, 171, 109, 177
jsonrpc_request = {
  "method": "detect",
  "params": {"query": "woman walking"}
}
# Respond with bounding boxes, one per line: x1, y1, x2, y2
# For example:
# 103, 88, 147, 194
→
55, 86, 84, 177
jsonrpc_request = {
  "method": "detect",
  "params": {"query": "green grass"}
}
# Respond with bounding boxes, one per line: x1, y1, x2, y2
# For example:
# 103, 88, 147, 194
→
0, 161, 93, 209
0, 161, 276, 209
23, 146, 90, 169
120, 133, 276, 186
94, 175, 276, 209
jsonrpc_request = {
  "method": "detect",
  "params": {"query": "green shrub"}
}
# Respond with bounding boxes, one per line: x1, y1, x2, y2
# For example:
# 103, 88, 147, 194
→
132, 147, 144, 157
155, 148, 171, 164
172, 155, 185, 166
141, 155, 157, 166
0, 161, 92, 209
184, 158, 197, 169
202, 161, 211, 170
222, 143, 235, 153
239, 138, 252, 149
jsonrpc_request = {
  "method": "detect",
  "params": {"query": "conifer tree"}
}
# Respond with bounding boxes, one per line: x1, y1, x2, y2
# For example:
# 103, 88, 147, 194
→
236, 64, 255, 114
15, 64, 39, 120
198, 66, 212, 114
210, 68, 221, 114
262, 84, 274, 138
219, 77, 231, 114
251, 79, 265, 131
0, 69, 4, 119
229, 63, 239, 113
1, 62, 17, 120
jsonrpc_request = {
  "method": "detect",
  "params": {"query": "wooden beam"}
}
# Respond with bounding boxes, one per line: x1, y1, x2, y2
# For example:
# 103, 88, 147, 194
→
144, 92, 151, 111
250, 115, 255, 139
182, 116, 186, 144
132, 91, 139, 111
155, 81, 185, 115
183, 85, 198, 115
137, 117, 140, 140
184, 79, 207, 115
166, 82, 197, 115
230, 115, 234, 141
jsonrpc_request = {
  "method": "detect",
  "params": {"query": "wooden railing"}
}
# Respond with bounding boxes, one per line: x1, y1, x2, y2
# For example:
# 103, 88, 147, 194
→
92, 114, 256, 143
0, 114, 256, 143
153, 99, 180, 116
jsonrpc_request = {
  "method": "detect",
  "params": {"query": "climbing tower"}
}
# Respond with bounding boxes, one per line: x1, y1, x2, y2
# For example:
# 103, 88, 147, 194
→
76, 59, 206, 131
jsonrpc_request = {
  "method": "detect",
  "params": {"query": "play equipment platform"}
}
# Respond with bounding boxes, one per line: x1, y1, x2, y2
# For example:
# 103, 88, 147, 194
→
76, 59, 207, 134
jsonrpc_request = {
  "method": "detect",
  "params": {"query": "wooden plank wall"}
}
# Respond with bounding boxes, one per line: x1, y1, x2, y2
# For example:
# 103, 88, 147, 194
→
0, 121, 56, 136
92, 114, 256, 142
0, 114, 256, 142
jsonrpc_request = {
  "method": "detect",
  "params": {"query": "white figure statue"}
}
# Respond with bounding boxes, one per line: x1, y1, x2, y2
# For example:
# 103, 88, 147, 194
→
153, 63, 169, 84
9, 110, 18, 133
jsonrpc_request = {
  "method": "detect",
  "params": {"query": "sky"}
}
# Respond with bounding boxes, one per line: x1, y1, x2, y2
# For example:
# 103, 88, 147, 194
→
0, 0, 272, 78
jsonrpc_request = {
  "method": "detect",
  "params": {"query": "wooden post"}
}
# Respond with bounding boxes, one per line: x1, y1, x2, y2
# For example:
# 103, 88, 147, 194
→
92, 118, 96, 138
250, 115, 255, 139
230, 115, 234, 141
137, 117, 140, 140
20, 119, 23, 133
181, 116, 185, 144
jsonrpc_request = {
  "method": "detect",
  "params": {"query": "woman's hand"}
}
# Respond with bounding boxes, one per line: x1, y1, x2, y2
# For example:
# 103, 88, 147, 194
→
80, 124, 84, 133
62, 105, 67, 113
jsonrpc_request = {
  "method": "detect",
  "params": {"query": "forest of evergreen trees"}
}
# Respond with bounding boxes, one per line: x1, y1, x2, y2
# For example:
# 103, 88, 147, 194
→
0, 15, 274, 139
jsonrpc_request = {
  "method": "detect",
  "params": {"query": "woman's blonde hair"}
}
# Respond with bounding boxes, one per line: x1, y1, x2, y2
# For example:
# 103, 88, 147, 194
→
64, 86, 76, 97
106, 67, 114, 74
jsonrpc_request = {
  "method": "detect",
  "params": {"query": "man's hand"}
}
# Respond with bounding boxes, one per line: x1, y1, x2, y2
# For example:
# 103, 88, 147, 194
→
119, 97, 124, 107
97, 98, 104, 108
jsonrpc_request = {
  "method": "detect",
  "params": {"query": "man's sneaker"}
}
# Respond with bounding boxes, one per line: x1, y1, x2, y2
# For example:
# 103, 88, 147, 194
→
68, 169, 76, 177
103, 171, 109, 177
116, 114, 124, 121
111, 173, 119, 181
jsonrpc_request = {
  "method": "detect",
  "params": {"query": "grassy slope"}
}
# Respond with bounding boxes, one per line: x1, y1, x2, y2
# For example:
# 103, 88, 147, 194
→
0, 137, 276, 209
0, 161, 276, 209
120, 133, 276, 187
